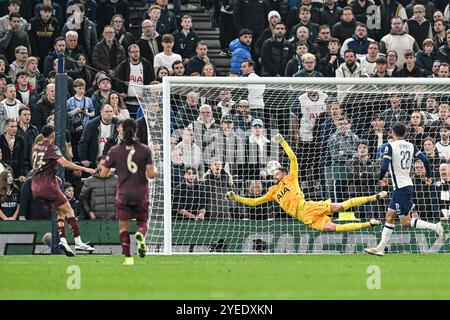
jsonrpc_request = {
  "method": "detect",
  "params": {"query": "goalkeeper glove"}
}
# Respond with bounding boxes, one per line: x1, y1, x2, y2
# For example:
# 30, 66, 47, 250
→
226, 191, 236, 201
271, 133, 284, 144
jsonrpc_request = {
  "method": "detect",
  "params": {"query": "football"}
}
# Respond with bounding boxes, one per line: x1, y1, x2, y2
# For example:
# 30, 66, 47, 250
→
266, 160, 281, 175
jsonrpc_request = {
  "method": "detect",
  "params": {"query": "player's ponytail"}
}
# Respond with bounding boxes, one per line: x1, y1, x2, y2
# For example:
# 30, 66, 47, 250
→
121, 118, 139, 146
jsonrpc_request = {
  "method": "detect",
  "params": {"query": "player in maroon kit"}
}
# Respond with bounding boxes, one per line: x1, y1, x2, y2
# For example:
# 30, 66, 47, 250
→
100, 119, 157, 265
32, 125, 97, 256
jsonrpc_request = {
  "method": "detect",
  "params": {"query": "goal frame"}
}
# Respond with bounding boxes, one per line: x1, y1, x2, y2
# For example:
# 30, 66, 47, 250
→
160, 76, 450, 255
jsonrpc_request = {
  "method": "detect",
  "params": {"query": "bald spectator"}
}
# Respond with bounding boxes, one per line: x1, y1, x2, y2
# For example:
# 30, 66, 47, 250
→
135, 19, 162, 67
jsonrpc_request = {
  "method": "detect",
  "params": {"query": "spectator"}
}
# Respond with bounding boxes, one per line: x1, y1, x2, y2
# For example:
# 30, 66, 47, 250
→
78, 103, 117, 168
285, 40, 309, 77
438, 62, 449, 77
172, 166, 206, 220
201, 63, 216, 77
376, 0, 407, 40
435, 162, 450, 219
255, 10, 281, 61
428, 60, 441, 78
218, 0, 237, 57
15, 71, 39, 108
429, 103, 450, 139
43, 36, 73, 77
287, 0, 321, 31
172, 60, 185, 76
153, 34, 182, 76
31, 83, 55, 130
422, 136, 441, 180
433, 19, 447, 48
407, 110, 427, 147
97, 1, 130, 37
436, 124, 450, 160
294, 53, 323, 77
240, 180, 274, 220
0, 12, 30, 65
380, 16, 419, 68
241, 59, 265, 120
422, 95, 439, 122
380, 94, 409, 129
136, 19, 162, 68
412, 158, 437, 218
362, 114, 388, 160
437, 30, 450, 64
328, 115, 360, 202
0, 83, 23, 122
175, 127, 202, 173
25, 56, 45, 93
213, 89, 236, 122
229, 28, 253, 76
416, 38, 438, 75
0, 147, 11, 174
405, 0, 435, 22
315, 24, 332, 58
203, 157, 234, 219
346, 139, 379, 218
192, 104, 220, 152
174, 91, 199, 129
33, 1, 64, 25
348, 0, 374, 25
173, 15, 201, 63
65, 31, 87, 65
290, 26, 317, 55
0, 0, 28, 34
319, 0, 342, 27
332, 6, 357, 44
16, 107, 37, 173
106, 92, 129, 121
91, 73, 112, 117
92, 25, 126, 76
261, 22, 293, 77
335, 49, 369, 77
289, 6, 319, 42
386, 50, 400, 75
72, 53, 92, 90
233, 0, 270, 42
359, 41, 383, 76
61, 3, 98, 59
28, 4, 60, 72
394, 49, 427, 77
18, 176, 51, 219
231, 100, 254, 133
79, 155, 117, 220
155, 65, 169, 82
318, 37, 343, 77
143, 0, 177, 36
66, 0, 97, 23
340, 23, 375, 60
267, 0, 289, 23
403, 4, 433, 50
372, 56, 391, 77
0, 118, 25, 181
185, 41, 212, 76
64, 182, 83, 219
0, 170, 19, 220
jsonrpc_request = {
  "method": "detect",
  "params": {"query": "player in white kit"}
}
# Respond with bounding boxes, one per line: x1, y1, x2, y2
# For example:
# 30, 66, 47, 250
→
365, 122, 446, 256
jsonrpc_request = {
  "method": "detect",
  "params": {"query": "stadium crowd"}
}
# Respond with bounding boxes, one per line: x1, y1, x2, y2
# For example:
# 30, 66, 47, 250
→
0, 0, 449, 222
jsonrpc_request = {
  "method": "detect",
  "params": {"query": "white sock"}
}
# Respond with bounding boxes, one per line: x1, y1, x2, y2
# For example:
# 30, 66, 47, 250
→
411, 218, 437, 232
74, 236, 83, 245
60, 237, 68, 245
376, 223, 395, 251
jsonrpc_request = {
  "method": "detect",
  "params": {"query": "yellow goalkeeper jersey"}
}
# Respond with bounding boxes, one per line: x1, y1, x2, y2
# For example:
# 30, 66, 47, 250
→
233, 139, 305, 218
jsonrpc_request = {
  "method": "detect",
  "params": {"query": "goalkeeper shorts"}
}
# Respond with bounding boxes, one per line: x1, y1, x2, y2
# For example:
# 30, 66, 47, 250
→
297, 199, 332, 231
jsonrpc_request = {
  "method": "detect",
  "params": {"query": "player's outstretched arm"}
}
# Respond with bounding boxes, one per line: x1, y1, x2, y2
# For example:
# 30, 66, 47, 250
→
226, 191, 271, 207
57, 157, 96, 174
272, 133, 298, 178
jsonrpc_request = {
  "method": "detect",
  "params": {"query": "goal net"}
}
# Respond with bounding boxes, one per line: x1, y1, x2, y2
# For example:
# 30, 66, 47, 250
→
134, 77, 450, 254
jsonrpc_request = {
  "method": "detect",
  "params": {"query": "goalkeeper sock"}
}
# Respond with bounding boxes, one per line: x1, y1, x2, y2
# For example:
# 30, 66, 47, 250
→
67, 217, 80, 238
376, 223, 395, 251
410, 218, 437, 231
342, 196, 373, 211
56, 218, 66, 239
335, 222, 371, 232
119, 231, 131, 257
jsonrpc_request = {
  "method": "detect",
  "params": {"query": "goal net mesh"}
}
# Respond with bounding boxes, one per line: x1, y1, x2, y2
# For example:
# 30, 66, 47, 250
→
134, 79, 450, 254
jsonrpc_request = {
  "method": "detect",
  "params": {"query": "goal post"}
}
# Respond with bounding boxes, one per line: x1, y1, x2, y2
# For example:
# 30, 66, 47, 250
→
133, 77, 450, 255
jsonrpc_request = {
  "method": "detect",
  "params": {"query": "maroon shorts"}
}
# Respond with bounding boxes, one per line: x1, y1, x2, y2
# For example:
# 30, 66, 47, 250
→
32, 185, 67, 209
115, 199, 149, 222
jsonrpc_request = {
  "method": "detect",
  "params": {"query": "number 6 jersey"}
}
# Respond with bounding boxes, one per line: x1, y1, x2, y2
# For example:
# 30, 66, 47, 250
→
104, 142, 154, 206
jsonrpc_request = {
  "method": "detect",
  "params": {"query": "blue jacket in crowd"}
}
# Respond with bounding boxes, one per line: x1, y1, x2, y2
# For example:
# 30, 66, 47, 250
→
229, 38, 252, 76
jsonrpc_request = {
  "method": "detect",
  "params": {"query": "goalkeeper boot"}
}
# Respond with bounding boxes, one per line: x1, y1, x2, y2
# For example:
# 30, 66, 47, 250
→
364, 247, 384, 257
369, 219, 381, 227
58, 239, 76, 257
123, 257, 134, 266
135, 232, 147, 258
436, 222, 446, 241
375, 191, 388, 200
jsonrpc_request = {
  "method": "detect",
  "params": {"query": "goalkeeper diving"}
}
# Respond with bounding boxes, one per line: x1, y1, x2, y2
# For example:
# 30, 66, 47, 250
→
227, 134, 386, 232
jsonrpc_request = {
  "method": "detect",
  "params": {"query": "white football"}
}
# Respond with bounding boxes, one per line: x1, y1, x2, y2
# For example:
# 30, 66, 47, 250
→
266, 160, 281, 175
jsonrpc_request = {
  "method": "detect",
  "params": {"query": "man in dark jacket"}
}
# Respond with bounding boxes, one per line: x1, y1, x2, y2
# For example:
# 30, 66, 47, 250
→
332, 6, 357, 45
172, 166, 206, 220
17, 107, 38, 174
261, 22, 293, 76
405, 0, 435, 22
78, 103, 116, 167
394, 50, 427, 77
135, 19, 162, 67
173, 15, 201, 63
437, 31, 450, 64
79, 156, 117, 220
92, 25, 126, 76
318, 37, 343, 77
185, 41, 214, 76
0, 12, 30, 63
289, 6, 319, 42
142, 0, 177, 35
31, 83, 55, 130
111, 14, 135, 55
28, 4, 60, 71
319, 0, 342, 27
0, 118, 25, 180
233, 0, 270, 41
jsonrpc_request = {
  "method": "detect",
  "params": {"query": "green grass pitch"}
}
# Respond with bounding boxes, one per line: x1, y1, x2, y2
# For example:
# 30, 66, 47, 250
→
1, 254, 450, 299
